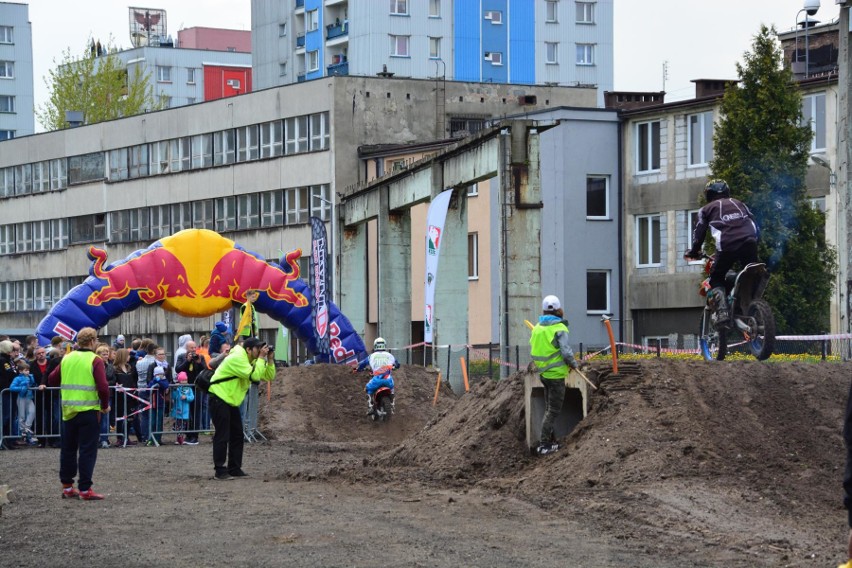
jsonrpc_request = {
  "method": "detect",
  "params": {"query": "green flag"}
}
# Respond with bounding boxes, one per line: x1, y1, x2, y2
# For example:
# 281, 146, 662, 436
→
274, 324, 290, 362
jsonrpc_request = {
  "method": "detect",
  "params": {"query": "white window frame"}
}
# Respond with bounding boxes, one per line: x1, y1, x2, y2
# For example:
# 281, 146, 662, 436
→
0, 281, 12, 312
635, 214, 662, 268
468, 232, 479, 280
213, 129, 236, 165
802, 92, 826, 152
285, 187, 309, 225
109, 148, 129, 181
309, 113, 328, 151
16, 280, 33, 312
390, 0, 409, 16
688, 111, 714, 167
390, 35, 410, 57
308, 50, 319, 71
466, 183, 478, 197
32, 161, 49, 193
237, 193, 261, 230
485, 52, 503, 65
0, 94, 14, 113
429, 37, 441, 59
285, 115, 309, 154
0, 168, 13, 197
128, 144, 149, 178
152, 140, 170, 174
237, 125, 259, 162
170, 203, 191, 233
586, 175, 609, 220
0, 26, 12, 44
576, 43, 594, 65
545, 42, 559, 64
484, 10, 502, 24
14, 163, 31, 195
15, 222, 32, 253
429, 0, 441, 17
193, 200, 215, 230
0, 130, 13, 140
156, 65, 172, 82
32, 220, 51, 251
169, 137, 191, 172
546, 1, 558, 22
279, 62, 287, 76
309, 185, 331, 220
307, 9, 319, 31
0, 224, 14, 255
33, 278, 50, 311
636, 120, 661, 173
576, 2, 595, 24
260, 121, 284, 158
149, 205, 172, 239
685, 209, 703, 265
50, 159, 67, 190
187, 68, 196, 84
50, 219, 68, 249
279, 22, 287, 37
0, 61, 14, 78
586, 270, 611, 314
215, 196, 237, 232
261, 190, 284, 227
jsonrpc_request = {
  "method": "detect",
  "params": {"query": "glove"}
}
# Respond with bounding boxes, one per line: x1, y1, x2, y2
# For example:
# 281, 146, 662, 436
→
683, 250, 701, 261
569, 361, 579, 371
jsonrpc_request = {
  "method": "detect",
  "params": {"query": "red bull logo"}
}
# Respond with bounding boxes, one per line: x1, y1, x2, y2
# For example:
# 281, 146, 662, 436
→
329, 321, 356, 364
87, 246, 196, 306
201, 249, 308, 307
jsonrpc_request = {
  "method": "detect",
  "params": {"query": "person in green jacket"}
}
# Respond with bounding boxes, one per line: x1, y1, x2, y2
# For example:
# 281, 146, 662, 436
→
208, 337, 275, 480
530, 295, 579, 456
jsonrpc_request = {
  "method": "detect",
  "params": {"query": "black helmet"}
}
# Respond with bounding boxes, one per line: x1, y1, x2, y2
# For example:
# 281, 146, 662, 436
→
704, 179, 730, 202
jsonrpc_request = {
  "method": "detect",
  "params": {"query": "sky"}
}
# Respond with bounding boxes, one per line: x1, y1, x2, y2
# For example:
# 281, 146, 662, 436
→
22, 0, 843, 120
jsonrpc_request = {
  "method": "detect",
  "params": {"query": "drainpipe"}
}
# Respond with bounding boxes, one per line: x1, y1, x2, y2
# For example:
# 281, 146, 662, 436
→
500, 127, 511, 369
617, 120, 625, 341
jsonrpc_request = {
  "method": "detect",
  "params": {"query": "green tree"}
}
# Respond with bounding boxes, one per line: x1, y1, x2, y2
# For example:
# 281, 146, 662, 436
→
37, 41, 162, 130
710, 25, 836, 333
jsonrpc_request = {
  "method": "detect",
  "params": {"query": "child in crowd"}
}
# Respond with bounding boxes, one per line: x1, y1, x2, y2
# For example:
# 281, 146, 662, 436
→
170, 371, 194, 445
10, 360, 38, 446
146, 365, 171, 446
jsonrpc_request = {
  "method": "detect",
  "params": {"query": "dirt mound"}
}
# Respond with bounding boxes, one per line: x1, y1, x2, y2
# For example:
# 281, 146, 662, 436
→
258, 363, 457, 445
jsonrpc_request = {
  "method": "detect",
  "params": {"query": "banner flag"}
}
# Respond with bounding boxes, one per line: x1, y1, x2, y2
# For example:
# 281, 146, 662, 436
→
310, 216, 330, 355
274, 324, 290, 362
424, 189, 453, 344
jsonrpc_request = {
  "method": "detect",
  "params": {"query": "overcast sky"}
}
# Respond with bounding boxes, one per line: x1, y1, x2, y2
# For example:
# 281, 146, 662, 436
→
24, 0, 842, 120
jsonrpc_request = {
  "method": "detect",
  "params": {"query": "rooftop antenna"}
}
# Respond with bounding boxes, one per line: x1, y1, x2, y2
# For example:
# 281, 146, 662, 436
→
662, 61, 669, 92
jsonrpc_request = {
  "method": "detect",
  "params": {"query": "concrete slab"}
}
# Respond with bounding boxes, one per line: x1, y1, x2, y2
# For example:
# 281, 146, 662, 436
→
524, 370, 589, 453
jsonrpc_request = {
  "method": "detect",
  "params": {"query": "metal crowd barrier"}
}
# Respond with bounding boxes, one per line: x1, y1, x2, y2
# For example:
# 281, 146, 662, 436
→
1, 383, 265, 450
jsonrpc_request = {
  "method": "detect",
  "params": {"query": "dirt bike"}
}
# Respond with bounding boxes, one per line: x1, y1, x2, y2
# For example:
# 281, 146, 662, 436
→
693, 253, 776, 361
369, 386, 395, 422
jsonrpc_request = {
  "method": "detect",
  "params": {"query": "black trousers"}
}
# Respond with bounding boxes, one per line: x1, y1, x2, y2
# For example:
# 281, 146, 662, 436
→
59, 409, 100, 491
209, 393, 244, 475
710, 240, 759, 290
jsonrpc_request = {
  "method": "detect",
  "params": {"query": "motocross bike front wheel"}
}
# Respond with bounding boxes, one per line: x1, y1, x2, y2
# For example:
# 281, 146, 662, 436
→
744, 299, 775, 361
379, 395, 393, 423
698, 310, 727, 361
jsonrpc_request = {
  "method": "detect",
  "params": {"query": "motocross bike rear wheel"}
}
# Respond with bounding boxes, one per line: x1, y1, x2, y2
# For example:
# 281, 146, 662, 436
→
698, 310, 727, 361
745, 299, 775, 361
378, 395, 393, 423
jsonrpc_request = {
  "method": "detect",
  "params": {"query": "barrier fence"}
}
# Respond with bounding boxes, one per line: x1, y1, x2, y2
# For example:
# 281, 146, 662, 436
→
0, 384, 264, 450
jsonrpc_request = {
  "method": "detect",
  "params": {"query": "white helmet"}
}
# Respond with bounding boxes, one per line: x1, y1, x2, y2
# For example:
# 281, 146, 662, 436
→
373, 337, 387, 351
542, 295, 561, 311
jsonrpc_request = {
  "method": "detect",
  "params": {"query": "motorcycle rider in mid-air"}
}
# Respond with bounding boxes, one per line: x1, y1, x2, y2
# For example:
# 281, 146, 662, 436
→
356, 337, 400, 416
684, 179, 760, 330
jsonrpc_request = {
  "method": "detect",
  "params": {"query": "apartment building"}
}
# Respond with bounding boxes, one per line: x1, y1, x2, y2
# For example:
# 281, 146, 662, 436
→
0, 1, 34, 140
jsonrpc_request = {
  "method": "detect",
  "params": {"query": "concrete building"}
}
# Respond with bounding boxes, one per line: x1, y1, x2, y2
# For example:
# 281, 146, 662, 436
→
0, 75, 594, 358
176, 26, 251, 53
251, 0, 614, 106
0, 1, 34, 140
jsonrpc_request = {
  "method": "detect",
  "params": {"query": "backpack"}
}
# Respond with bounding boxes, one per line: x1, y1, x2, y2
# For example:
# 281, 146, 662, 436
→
194, 369, 237, 393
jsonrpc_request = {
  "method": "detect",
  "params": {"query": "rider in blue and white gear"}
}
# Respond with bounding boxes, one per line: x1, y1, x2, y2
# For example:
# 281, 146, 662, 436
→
357, 338, 399, 413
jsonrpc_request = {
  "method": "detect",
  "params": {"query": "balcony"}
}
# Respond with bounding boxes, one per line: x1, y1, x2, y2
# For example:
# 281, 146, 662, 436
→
327, 61, 349, 77
295, 0, 304, 7
297, 72, 306, 83
296, 33, 306, 48
326, 20, 348, 40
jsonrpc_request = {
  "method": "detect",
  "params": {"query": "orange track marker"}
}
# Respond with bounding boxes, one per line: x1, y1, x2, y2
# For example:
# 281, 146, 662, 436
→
460, 357, 470, 392
432, 371, 442, 406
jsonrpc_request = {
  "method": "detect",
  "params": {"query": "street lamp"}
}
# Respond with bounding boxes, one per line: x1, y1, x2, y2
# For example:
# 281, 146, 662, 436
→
311, 193, 336, 304
811, 154, 836, 187
795, 0, 821, 78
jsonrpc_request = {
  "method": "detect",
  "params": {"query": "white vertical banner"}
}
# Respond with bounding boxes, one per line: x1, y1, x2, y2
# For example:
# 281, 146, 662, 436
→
424, 189, 453, 344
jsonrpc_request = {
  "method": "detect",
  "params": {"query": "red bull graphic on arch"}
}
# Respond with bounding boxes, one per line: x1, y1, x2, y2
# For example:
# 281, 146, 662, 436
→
35, 229, 365, 364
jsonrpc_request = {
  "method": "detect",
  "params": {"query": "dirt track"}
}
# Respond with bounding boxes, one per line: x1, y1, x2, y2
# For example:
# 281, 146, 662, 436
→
1, 360, 851, 567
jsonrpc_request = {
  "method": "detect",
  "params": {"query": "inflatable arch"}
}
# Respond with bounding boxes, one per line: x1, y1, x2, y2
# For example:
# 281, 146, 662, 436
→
35, 229, 367, 364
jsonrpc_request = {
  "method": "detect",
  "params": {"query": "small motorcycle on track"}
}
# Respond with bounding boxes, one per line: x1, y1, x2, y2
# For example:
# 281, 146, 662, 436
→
693, 253, 776, 361
369, 385, 395, 423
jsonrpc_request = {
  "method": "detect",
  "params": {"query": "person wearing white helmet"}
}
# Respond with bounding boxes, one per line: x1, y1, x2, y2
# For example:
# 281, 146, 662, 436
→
529, 295, 579, 456
356, 337, 400, 416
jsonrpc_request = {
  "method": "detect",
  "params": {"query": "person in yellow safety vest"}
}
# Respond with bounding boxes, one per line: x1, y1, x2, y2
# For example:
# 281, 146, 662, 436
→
208, 336, 276, 480
47, 327, 111, 500
529, 295, 579, 456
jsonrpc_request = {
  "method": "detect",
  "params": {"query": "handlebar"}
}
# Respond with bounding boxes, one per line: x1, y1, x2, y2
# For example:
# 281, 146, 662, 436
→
684, 250, 712, 261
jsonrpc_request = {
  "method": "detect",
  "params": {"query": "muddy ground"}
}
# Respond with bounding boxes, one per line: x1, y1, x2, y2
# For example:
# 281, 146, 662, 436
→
1, 360, 851, 567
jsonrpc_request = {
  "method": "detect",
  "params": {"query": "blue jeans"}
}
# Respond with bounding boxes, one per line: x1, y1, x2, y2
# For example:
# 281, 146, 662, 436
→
99, 411, 110, 443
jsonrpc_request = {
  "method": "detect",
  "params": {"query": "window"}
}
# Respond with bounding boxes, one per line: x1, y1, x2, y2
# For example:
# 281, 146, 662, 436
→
169, 137, 191, 171
237, 125, 259, 162
187, 134, 212, 169
285, 116, 309, 154
308, 50, 319, 71
187, 68, 196, 84
485, 52, 503, 65
279, 62, 287, 76
802, 92, 826, 152
32, 221, 50, 251
636, 214, 661, 267
68, 152, 106, 184
586, 176, 609, 219
161, 95, 172, 108
390, 35, 409, 57
16, 281, 33, 312
484, 10, 502, 24
151, 140, 170, 174
390, 0, 408, 15
0, 130, 13, 140
0, 224, 13, 255
576, 43, 594, 65
49, 278, 70, 308
307, 9, 319, 30
156, 65, 171, 82
15, 222, 31, 253
576, 2, 595, 23
643, 336, 670, 350
429, 0, 440, 17
466, 183, 478, 197
310, 185, 331, 220
50, 159, 67, 190
0, 26, 12, 44
129, 144, 149, 178
14, 164, 31, 195
309, 112, 329, 151
0, 281, 12, 311
237, 193, 260, 230
215, 197, 237, 232
685, 210, 702, 264
193, 200, 215, 230
187, 97, 196, 105
429, 37, 441, 59
149, 205, 171, 239
108, 148, 129, 181
213, 129, 236, 165
0, 168, 12, 197
810, 196, 827, 213
171, 203, 192, 233
468, 233, 479, 279
285, 187, 309, 225
70, 214, 107, 244
32, 162, 49, 193
261, 190, 284, 227
0, 95, 14, 113
110, 209, 150, 242
586, 271, 610, 313
0, 61, 14, 78
546, 1, 558, 22
50, 219, 68, 249
545, 42, 558, 64
636, 120, 661, 173
258, 121, 283, 158
279, 22, 287, 37
688, 111, 714, 166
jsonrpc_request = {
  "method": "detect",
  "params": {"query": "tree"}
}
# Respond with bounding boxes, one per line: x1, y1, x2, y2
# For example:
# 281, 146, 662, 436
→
710, 25, 837, 334
37, 41, 162, 131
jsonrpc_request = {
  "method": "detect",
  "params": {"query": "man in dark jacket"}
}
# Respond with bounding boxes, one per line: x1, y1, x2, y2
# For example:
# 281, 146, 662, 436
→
684, 179, 760, 328
0, 340, 18, 450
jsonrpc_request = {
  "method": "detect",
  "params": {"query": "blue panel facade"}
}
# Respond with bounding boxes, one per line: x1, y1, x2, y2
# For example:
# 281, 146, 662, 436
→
481, 0, 508, 83
509, 0, 534, 84
453, 0, 481, 82
305, 0, 324, 80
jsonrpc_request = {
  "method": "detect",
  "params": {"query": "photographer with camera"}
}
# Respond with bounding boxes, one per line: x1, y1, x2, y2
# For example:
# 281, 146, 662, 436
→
175, 340, 205, 445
